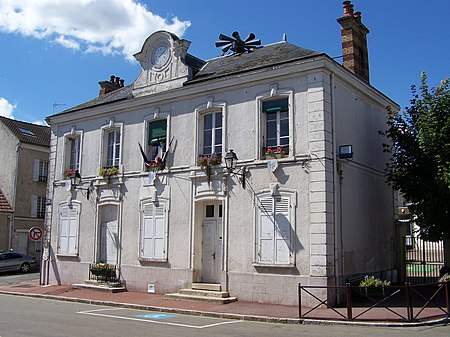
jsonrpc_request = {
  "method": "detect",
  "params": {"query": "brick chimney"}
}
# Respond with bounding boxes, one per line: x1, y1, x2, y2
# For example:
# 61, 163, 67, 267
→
98, 75, 124, 96
337, 1, 370, 83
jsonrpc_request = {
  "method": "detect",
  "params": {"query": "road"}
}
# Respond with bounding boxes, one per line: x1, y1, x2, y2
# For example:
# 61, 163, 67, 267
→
0, 271, 40, 286
0, 294, 449, 337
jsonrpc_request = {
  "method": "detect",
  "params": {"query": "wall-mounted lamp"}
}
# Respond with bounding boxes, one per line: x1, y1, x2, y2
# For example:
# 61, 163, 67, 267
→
70, 171, 91, 200
224, 149, 246, 189
338, 145, 353, 160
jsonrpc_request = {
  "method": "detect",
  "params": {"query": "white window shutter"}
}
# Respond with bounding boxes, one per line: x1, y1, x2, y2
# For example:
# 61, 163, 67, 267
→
259, 214, 275, 263
154, 215, 165, 259
59, 216, 69, 254
32, 159, 39, 181
140, 202, 166, 259
142, 216, 154, 258
68, 210, 78, 255
275, 197, 291, 264
31, 195, 37, 218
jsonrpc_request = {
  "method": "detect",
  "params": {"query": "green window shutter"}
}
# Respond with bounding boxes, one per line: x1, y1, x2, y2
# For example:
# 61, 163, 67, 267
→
148, 120, 167, 145
262, 98, 288, 113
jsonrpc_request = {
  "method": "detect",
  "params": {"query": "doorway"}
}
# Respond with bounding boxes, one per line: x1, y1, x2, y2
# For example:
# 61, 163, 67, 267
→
201, 203, 223, 283
99, 205, 119, 264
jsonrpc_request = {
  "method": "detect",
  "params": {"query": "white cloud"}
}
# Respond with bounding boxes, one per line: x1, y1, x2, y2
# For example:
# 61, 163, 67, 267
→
0, 98, 16, 119
0, 0, 191, 61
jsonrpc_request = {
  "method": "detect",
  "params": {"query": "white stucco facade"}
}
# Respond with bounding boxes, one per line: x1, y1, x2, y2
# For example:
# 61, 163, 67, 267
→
44, 31, 398, 305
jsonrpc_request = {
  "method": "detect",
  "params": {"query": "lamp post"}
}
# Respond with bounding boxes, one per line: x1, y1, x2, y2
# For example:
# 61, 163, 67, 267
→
70, 171, 91, 200
224, 149, 245, 189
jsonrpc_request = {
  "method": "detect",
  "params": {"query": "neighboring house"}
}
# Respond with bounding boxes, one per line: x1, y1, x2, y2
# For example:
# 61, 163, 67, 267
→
0, 117, 50, 257
0, 189, 13, 252
44, 2, 399, 305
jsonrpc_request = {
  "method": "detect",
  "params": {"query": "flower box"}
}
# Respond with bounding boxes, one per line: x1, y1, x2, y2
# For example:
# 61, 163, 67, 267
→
263, 153, 284, 160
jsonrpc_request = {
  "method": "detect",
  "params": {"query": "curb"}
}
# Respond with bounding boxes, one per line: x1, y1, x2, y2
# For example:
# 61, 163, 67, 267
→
1, 290, 449, 327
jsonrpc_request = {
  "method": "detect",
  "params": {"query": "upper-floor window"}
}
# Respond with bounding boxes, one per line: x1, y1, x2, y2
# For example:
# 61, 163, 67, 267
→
262, 98, 289, 156
147, 119, 167, 162
106, 129, 121, 167
33, 159, 48, 182
200, 111, 222, 156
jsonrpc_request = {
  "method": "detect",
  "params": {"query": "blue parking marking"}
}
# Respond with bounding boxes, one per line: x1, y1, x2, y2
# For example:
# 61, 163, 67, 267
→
136, 313, 175, 319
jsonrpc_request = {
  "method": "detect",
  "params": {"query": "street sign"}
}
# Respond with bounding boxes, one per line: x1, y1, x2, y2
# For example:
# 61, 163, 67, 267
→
29, 227, 43, 241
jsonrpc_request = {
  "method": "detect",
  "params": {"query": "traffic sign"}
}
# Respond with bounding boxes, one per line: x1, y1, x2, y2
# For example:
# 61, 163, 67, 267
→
29, 227, 43, 241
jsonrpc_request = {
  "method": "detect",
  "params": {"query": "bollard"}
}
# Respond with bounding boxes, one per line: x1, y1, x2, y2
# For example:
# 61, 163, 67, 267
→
346, 283, 353, 321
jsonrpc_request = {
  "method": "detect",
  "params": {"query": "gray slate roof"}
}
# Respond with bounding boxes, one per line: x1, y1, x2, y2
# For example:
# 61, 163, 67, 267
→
53, 41, 322, 116
190, 42, 322, 83
0, 116, 50, 147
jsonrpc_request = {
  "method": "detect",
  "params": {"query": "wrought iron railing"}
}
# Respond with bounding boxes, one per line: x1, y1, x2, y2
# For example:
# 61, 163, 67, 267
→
89, 263, 117, 283
298, 281, 449, 322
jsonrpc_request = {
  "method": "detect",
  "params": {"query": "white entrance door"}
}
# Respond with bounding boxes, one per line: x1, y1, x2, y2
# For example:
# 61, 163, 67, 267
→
99, 205, 119, 264
202, 203, 222, 283
100, 221, 118, 264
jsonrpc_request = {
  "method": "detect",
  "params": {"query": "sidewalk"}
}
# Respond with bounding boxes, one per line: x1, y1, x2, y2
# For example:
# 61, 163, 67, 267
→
0, 279, 448, 326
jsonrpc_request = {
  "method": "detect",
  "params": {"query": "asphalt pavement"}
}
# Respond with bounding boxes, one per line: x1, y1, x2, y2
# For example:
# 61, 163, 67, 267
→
0, 275, 448, 327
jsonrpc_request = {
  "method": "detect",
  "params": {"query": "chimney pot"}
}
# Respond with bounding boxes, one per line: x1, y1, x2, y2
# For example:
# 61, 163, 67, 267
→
110, 75, 115, 83
343, 1, 354, 17
115, 77, 120, 86
120, 79, 124, 87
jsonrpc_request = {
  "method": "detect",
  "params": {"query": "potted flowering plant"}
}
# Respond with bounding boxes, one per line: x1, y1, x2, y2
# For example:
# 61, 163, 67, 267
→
89, 263, 116, 282
263, 146, 287, 160
99, 166, 119, 183
64, 169, 78, 179
359, 275, 392, 297
197, 153, 222, 184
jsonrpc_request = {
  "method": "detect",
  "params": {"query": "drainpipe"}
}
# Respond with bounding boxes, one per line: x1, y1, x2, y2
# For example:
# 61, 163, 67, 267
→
10, 142, 20, 250
330, 72, 344, 291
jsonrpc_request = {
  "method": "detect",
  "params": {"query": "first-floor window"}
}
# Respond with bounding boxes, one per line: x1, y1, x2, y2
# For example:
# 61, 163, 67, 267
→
31, 195, 46, 218
256, 194, 293, 265
33, 159, 49, 182
58, 204, 80, 256
147, 119, 167, 162
262, 98, 289, 156
201, 111, 222, 155
140, 201, 167, 260
106, 129, 121, 167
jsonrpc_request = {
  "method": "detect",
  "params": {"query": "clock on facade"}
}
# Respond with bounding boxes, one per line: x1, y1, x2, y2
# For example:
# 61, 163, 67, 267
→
152, 45, 170, 66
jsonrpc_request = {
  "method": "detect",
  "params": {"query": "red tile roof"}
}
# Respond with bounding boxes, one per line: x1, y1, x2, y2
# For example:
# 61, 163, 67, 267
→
0, 189, 13, 213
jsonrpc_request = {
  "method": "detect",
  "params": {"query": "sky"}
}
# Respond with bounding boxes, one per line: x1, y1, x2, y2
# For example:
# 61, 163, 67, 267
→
0, 0, 449, 125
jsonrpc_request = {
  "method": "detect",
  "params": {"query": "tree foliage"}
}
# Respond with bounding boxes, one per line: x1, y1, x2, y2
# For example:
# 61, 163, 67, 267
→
382, 74, 450, 240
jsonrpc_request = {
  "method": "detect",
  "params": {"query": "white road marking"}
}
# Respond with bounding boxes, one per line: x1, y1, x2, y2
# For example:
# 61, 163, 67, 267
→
78, 309, 243, 329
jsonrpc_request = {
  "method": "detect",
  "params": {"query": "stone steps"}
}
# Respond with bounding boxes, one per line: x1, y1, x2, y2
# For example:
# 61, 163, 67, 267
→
73, 281, 127, 293
165, 283, 237, 304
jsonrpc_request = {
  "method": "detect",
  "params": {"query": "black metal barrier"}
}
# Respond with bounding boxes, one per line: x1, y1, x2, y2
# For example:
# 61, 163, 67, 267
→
298, 281, 449, 322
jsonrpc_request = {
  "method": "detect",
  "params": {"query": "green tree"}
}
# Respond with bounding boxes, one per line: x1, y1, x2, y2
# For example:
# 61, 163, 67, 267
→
382, 74, 450, 240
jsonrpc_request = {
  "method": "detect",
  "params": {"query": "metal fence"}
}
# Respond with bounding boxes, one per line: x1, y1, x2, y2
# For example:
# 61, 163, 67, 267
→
298, 282, 449, 322
405, 237, 444, 284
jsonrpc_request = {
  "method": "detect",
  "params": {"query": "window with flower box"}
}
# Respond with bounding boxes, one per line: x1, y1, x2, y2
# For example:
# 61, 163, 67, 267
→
63, 130, 82, 178
262, 98, 289, 159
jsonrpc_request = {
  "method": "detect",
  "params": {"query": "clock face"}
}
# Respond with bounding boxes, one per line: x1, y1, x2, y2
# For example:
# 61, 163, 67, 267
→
152, 45, 169, 66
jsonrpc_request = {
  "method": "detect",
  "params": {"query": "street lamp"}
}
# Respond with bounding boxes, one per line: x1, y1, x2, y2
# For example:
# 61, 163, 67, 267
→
224, 149, 246, 189
70, 172, 91, 200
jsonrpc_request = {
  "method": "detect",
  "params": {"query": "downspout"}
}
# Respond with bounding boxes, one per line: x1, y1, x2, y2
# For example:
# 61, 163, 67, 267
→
330, 73, 344, 290
10, 142, 21, 250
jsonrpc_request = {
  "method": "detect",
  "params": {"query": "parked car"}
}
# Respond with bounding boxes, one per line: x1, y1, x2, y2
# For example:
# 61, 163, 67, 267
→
0, 252, 37, 273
